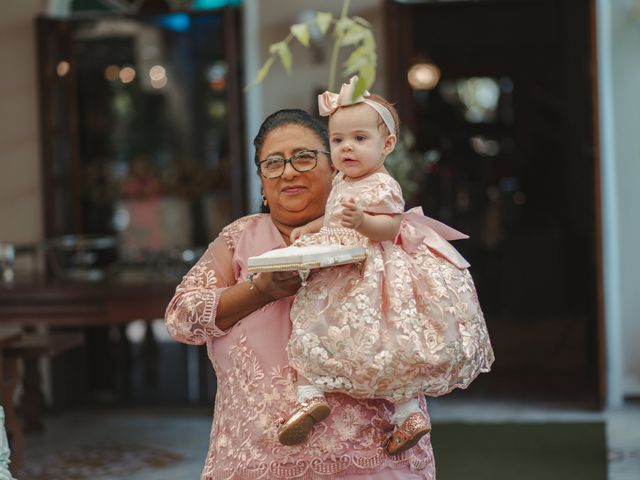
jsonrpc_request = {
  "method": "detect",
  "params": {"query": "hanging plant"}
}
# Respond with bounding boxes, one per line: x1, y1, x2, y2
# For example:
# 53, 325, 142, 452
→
247, 0, 377, 98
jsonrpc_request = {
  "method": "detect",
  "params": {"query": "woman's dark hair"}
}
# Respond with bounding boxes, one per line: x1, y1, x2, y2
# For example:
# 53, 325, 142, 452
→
254, 109, 330, 213
253, 109, 329, 170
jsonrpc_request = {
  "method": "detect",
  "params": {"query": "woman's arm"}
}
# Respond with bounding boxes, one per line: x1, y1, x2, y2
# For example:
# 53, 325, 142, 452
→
165, 236, 301, 344
215, 270, 301, 330
165, 237, 234, 345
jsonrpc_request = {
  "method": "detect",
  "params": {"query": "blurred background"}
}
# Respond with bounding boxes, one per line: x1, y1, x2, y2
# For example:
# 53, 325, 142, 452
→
0, 0, 638, 479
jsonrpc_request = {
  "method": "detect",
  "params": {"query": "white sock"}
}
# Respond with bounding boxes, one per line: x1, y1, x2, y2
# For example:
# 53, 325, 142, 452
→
392, 398, 421, 425
297, 384, 324, 403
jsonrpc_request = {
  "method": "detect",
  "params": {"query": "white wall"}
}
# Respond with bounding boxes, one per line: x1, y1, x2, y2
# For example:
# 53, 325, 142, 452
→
243, 0, 385, 211
611, 1, 640, 399
0, 1, 45, 244
597, 0, 640, 405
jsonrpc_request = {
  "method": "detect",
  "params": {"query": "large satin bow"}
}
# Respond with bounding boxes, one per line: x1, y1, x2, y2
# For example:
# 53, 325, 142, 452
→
400, 207, 471, 269
318, 76, 369, 116
318, 76, 396, 135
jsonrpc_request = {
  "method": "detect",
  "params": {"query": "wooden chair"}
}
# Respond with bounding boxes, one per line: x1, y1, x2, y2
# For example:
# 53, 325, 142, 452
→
5, 332, 84, 432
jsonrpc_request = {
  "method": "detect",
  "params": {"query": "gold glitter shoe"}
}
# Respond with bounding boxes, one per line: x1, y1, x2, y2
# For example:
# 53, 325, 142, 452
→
277, 397, 331, 446
384, 412, 431, 456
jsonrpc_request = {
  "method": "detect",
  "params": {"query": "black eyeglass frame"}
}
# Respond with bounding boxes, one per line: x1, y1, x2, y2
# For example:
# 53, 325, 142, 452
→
258, 149, 331, 179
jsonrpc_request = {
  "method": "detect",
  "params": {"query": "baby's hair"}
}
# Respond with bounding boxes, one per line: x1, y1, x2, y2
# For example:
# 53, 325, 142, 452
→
329, 93, 400, 138
364, 94, 400, 137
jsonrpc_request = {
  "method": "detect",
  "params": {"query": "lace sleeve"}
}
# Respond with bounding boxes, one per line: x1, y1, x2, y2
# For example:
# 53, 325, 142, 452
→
164, 236, 235, 345
362, 175, 405, 215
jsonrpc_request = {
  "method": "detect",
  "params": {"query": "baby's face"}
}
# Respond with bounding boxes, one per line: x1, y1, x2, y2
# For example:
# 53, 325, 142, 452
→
328, 104, 393, 181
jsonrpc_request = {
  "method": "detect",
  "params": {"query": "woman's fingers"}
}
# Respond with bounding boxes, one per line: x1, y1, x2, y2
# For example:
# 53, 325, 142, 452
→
260, 271, 302, 299
272, 271, 300, 283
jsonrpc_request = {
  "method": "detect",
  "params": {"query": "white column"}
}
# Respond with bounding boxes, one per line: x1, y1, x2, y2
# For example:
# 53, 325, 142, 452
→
242, 0, 264, 213
597, 0, 640, 406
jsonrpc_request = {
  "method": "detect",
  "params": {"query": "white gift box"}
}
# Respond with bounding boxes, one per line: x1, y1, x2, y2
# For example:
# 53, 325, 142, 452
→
247, 245, 366, 282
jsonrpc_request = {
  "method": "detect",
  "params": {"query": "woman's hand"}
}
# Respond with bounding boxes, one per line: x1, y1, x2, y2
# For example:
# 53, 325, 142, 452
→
338, 197, 364, 230
252, 271, 302, 301
216, 271, 301, 331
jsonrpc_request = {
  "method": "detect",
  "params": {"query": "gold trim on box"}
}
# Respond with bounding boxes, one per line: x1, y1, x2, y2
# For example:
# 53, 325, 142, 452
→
247, 254, 367, 273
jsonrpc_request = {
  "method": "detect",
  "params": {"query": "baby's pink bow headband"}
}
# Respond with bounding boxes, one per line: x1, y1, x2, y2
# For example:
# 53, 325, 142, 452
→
317, 76, 396, 136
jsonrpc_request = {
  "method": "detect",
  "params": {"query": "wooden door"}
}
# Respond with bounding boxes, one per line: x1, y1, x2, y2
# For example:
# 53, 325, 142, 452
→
385, 0, 602, 406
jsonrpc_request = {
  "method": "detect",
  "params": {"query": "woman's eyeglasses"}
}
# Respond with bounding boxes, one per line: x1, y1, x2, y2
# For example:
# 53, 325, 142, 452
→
259, 149, 330, 179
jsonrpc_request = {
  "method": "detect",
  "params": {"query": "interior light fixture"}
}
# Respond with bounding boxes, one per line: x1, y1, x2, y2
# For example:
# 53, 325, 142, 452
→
407, 63, 441, 90
56, 60, 71, 77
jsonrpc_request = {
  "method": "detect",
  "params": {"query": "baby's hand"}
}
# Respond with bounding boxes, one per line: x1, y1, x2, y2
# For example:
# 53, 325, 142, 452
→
290, 227, 305, 243
339, 197, 364, 230
290, 225, 312, 243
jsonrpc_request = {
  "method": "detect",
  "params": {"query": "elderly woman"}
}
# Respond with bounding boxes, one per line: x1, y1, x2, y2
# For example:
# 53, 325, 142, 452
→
165, 109, 435, 479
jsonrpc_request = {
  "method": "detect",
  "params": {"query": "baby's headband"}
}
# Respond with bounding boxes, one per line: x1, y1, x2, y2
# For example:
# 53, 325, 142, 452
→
317, 76, 396, 136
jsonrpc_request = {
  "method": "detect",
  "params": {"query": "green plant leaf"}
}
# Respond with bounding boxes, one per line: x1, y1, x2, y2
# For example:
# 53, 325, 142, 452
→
290, 23, 310, 47
335, 17, 356, 38
269, 41, 282, 54
315, 11, 333, 35
343, 47, 369, 76
277, 43, 292, 74
353, 62, 375, 99
343, 56, 368, 76
364, 54, 378, 82
269, 41, 292, 74
339, 25, 365, 47
362, 29, 375, 50
344, 45, 368, 68
255, 56, 274, 84
353, 16, 372, 28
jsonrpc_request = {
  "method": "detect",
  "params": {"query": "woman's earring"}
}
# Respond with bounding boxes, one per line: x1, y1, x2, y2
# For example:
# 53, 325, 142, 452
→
262, 194, 268, 207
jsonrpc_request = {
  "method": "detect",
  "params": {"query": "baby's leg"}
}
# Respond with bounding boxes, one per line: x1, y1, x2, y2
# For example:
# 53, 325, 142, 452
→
386, 396, 430, 456
278, 377, 330, 446
391, 397, 422, 425
296, 381, 325, 403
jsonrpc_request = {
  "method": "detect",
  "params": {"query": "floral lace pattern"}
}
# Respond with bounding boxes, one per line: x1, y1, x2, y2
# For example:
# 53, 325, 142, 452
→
220, 214, 268, 251
165, 249, 226, 344
289, 174, 494, 401
325, 173, 405, 225
204, 332, 434, 480
165, 214, 435, 480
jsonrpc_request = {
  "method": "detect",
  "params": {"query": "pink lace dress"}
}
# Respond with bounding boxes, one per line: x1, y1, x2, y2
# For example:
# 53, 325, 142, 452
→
288, 173, 494, 401
165, 214, 435, 480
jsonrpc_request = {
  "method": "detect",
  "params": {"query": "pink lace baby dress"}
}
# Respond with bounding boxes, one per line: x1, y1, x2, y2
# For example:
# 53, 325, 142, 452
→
288, 172, 494, 401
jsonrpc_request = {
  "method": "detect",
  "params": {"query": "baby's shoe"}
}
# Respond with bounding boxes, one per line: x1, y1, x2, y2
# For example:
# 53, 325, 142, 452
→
384, 411, 431, 456
277, 397, 331, 445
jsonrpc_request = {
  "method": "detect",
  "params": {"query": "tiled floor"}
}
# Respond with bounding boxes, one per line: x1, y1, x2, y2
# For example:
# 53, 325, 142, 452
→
17, 400, 640, 480
20, 409, 211, 480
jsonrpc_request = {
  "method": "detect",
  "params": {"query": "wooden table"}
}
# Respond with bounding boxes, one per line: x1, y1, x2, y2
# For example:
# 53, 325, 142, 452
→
0, 279, 177, 467
0, 279, 177, 400
0, 280, 176, 328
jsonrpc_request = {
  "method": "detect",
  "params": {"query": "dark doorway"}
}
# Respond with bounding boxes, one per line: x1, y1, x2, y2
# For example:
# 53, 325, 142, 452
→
385, 0, 600, 405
